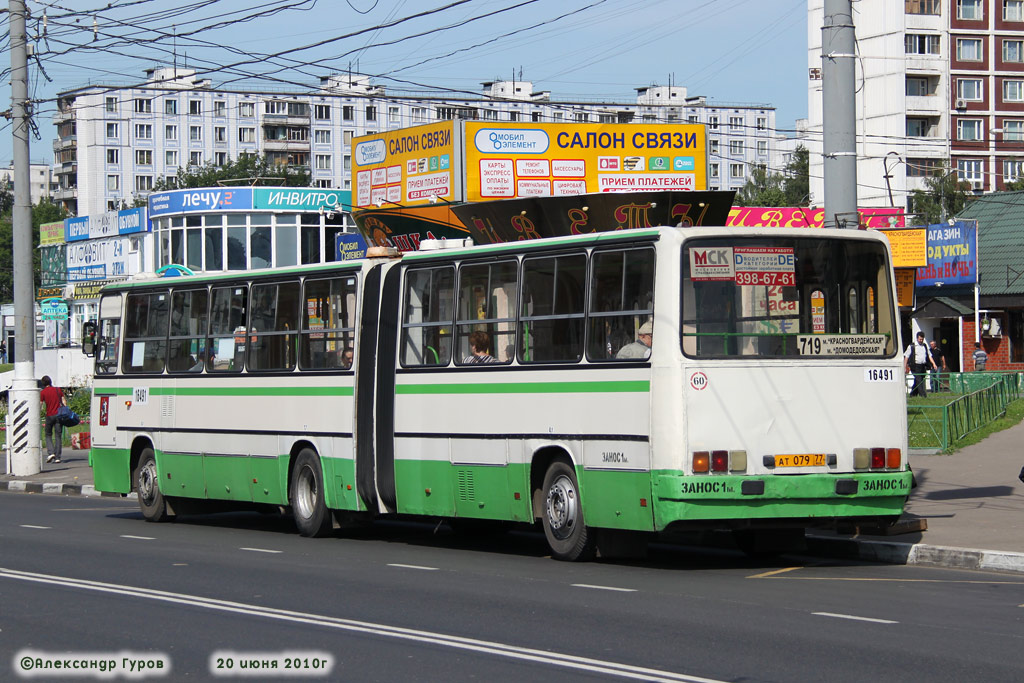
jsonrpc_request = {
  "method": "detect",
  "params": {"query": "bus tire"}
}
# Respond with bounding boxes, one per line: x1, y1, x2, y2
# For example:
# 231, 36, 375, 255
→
541, 460, 596, 562
135, 447, 172, 523
290, 448, 332, 538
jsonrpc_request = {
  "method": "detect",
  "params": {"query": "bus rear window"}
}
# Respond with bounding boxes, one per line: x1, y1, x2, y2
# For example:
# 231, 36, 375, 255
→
681, 237, 897, 359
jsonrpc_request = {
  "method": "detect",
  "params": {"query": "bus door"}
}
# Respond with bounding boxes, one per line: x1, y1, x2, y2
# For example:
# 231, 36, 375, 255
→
91, 294, 123, 449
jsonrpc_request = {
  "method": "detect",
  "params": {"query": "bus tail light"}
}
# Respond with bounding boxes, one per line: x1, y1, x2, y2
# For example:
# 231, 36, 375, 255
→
853, 448, 869, 469
693, 451, 710, 473
711, 450, 728, 472
886, 448, 902, 469
870, 448, 885, 469
729, 450, 747, 472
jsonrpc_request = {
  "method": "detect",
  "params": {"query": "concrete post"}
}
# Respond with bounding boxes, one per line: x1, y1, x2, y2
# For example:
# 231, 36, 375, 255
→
822, 0, 859, 228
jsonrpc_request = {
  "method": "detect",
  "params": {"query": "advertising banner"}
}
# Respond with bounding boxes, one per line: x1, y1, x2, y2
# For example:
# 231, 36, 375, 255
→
148, 188, 254, 217
878, 228, 927, 268
463, 122, 706, 201
40, 221, 64, 246
353, 121, 458, 208
916, 220, 977, 286
253, 188, 352, 211
66, 235, 135, 281
335, 233, 368, 260
726, 206, 905, 229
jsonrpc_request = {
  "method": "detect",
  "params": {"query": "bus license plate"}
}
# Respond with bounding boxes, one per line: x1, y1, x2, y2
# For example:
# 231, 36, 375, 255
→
775, 454, 826, 468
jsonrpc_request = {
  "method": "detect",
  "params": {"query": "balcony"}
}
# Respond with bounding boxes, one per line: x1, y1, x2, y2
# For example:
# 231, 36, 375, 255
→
906, 95, 943, 115
53, 186, 78, 201
53, 137, 77, 152
263, 138, 310, 151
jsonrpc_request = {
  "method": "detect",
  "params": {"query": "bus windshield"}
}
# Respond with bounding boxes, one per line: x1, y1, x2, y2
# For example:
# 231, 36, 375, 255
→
681, 236, 897, 359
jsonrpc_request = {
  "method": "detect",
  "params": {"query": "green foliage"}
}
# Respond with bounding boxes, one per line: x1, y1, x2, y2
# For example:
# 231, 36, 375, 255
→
0, 197, 68, 301
734, 145, 809, 207
68, 387, 91, 417
140, 154, 311, 203
908, 166, 972, 225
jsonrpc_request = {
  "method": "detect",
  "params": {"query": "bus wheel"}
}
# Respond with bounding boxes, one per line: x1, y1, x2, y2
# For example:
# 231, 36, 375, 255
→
135, 448, 172, 523
290, 448, 332, 538
541, 460, 596, 561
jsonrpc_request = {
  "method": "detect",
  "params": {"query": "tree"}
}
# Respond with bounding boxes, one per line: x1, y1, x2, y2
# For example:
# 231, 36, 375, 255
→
733, 145, 809, 207
908, 167, 972, 225
136, 154, 311, 205
782, 146, 809, 206
0, 198, 68, 302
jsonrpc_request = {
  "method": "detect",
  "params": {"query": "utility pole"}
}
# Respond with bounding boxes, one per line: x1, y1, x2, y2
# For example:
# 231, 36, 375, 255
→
8, 0, 41, 475
821, 0, 859, 228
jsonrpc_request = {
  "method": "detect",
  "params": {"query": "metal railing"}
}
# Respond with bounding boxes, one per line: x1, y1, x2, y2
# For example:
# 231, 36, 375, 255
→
907, 372, 1022, 450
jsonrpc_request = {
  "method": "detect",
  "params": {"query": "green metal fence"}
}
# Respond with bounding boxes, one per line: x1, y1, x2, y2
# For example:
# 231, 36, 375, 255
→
907, 372, 1023, 451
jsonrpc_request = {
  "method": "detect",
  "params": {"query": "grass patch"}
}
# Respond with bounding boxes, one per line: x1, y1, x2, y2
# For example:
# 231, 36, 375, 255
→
944, 396, 1024, 453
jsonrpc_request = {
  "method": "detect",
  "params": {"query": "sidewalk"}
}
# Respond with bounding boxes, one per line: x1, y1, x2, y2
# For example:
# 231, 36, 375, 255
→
3, 438, 1024, 572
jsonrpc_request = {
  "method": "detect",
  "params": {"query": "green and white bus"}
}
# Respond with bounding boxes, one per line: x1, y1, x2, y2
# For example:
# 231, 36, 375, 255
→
84, 225, 911, 561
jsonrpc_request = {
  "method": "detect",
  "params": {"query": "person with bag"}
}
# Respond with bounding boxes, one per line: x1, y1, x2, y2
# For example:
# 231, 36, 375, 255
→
903, 331, 937, 397
39, 375, 65, 464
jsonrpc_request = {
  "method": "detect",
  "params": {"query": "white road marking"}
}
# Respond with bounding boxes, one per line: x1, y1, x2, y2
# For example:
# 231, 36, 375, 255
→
0, 566, 724, 683
240, 547, 283, 554
19, 525, 51, 530
387, 563, 438, 571
120, 535, 155, 541
571, 583, 637, 593
813, 611, 898, 624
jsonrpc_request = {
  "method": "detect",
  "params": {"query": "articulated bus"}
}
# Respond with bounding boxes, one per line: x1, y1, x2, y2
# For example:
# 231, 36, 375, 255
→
84, 226, 911, 561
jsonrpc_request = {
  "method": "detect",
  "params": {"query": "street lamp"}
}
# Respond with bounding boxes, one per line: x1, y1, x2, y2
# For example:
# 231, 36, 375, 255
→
883, 152, 902, 208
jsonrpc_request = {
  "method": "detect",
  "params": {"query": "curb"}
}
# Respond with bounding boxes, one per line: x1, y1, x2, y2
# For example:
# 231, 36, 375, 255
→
0, 480, 135, 499
806, 534, 1024, 574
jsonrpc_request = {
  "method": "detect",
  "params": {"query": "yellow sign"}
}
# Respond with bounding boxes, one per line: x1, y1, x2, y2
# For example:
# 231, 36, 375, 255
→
353, 121, 458, 208
464, 122, 706, 201
40, 221, 64, 246
894, 268, 916, 308
879, 229, 927, 268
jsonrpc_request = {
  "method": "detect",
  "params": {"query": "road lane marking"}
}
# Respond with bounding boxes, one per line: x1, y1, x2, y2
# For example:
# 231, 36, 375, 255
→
0, 566, 725, 683
813, 612, 898, 624
19, 525, 51, 530
120, 535, 155, 540
747, 566, 803, 579
387, 563, 438, 571
240, 547, 283, 554
571, 583, 637, 593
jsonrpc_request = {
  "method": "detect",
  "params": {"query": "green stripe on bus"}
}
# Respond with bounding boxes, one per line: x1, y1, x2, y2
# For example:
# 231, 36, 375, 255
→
395, 380, 650, 395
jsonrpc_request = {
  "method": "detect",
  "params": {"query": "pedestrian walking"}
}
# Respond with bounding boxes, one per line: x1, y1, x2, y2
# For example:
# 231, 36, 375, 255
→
0, 339, 6, 363
929, 339, 947, 392
973, 342, 988, 371
39, 375, 66, 463
904, 331, 936, 397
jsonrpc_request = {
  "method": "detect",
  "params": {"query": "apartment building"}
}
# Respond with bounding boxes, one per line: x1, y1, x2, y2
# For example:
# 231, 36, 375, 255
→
808, 0, 1024, 214
0, 161, 56, 205
52, 68, 777, 217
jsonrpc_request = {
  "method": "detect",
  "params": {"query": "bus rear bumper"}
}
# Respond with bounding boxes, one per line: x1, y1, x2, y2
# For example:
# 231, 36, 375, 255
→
652, 470, 912, 530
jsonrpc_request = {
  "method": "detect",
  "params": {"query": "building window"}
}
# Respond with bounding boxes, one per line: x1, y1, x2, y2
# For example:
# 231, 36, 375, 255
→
343, 155, 351, 172
108, 122, 120, 137
1004, 120, 1024, 141
189, 151, 203, 167
757, 140, 768, 156
756, 117, 766, 131
190, 126, 202, 141
314, 129, 331, 144
214, 126, 227, 143
135, 150, 152, 165
134, 98, 152, 113
709, 116, 719, 130
215, 152, 228, 166
730, 163, 744, 178
389, 106, 400, 124
412, 107, 428, 122
957, 38, 983, 61
958, 78, 983, 100
239, 102, 255, 117
106, 174, 119, 191
135, 175, 153, 192
710, 163, 719, 178
164, 99, 177, 115
343, 105, 354, 121
134, 124, 152, 140
906, 0, 939, 14
238, 127, 255, 143
366, 105, 377, 122
510, 111, 521, 122
314, 104, 331, 120
189, 100, 202, 115
729, 116, 743, 131
906, 158, 941, 176
905, 34, 941, 55
957, 159, 983, 183
710, 139, 720, 155
213, 100, 226, 117
165, 125, 177, 141
315, 154, 331, 170
957, 118, 983, 140
166, 150, 178, 167
105, 97, 117, 112
729, 140, 744, 156
907, 117, 933, 137
958, 0, 983, 19
1004, 158, 1024, 181
906, 76, 931, 96
574, 112, 589, 123
1007, 0, 1024, 21
1005, 80, 1024, 102
1005, 39, 1024, 62
106, 149, 119, 164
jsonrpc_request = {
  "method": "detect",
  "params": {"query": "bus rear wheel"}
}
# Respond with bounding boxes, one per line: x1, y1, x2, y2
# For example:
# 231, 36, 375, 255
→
541, 460, 596, 562
135, 448, 173, 523
290, 448, 332, 538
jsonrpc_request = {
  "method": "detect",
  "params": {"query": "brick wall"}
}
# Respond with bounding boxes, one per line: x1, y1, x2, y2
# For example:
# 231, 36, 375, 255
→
961, 317, 1024, 371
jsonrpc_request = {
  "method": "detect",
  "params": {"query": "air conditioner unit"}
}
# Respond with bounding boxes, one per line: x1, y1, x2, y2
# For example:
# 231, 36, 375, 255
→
972, 180, 983, 190
955, 98, 967, 110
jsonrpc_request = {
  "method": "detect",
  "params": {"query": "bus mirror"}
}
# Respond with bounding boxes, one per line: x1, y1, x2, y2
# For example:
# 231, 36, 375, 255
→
82, 321, 97, 357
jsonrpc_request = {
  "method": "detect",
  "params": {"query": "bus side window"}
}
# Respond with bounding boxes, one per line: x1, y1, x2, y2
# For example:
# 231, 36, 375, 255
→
208, 286, 247, 372
520, 253, 586, 363
122, 291, 169, 374
300, 276, 357, 370
587, 247, 655, 361
167, 288, 209, 373
401, 266, 455, 367
455, 260, 517, 365
248, 281, 300, 372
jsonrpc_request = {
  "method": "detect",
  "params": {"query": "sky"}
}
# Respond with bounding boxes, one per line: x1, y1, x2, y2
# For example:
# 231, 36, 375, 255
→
1, 0, 809, 165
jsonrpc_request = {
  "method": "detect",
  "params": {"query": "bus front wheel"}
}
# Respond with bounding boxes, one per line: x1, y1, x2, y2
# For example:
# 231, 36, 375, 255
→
290, 448, 332, 538
541, 460, 596, 561
135, 448, 173, 523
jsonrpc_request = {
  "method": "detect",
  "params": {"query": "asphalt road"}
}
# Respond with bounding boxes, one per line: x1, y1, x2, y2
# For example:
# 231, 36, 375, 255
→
1, 492, 1022, 682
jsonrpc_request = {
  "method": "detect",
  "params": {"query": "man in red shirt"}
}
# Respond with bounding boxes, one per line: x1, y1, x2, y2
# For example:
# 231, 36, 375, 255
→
39, 375, 64, 463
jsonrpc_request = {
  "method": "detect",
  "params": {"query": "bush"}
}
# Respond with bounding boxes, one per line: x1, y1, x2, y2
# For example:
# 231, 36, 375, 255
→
68, 387, 91, 417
